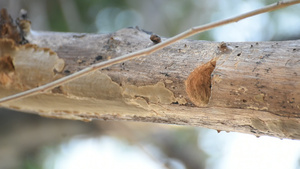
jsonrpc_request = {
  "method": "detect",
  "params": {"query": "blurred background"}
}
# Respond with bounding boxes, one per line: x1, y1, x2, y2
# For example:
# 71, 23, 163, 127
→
1, 0, 300, 169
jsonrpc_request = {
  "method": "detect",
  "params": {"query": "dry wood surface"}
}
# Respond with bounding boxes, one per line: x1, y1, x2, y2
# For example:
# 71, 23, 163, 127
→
1, 27, 300, 139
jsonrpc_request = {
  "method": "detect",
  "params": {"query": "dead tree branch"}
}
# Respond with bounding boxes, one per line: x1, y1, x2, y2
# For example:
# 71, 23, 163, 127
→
0, 1, 300, 140
0, 28, 300, 139
0, 0, 299, 103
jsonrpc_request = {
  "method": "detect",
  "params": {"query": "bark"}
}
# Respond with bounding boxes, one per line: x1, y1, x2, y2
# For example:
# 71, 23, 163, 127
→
0, 28, 300, 139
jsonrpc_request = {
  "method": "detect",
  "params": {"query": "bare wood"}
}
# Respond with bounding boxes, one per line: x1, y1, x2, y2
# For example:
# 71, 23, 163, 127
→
0, 28, 300, 140
1, 0, 300, 103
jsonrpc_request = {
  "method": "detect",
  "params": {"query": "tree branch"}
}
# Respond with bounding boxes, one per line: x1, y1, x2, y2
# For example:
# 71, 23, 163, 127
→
0, 27, 300, 139
0, 0, 299, 103
1, 1, 300, 140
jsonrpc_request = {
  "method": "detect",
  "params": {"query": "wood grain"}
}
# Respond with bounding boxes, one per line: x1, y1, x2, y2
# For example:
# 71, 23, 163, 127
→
1, 28, 300, 139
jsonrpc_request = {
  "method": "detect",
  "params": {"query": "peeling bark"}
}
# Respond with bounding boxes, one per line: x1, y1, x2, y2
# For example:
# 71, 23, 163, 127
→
0, 28, 300, 140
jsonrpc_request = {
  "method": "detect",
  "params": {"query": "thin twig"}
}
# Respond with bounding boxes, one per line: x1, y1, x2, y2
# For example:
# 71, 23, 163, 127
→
0, 0, 300, 104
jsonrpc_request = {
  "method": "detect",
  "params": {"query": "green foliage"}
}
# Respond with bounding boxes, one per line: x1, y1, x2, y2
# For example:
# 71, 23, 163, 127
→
47, 0, 69, 32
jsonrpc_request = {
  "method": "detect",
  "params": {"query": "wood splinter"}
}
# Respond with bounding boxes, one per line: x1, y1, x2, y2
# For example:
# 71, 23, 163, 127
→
185, 59, 216, 107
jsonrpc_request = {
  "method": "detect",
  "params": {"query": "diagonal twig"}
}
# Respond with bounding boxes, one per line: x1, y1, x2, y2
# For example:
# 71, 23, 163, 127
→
0, 0, 300, 104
